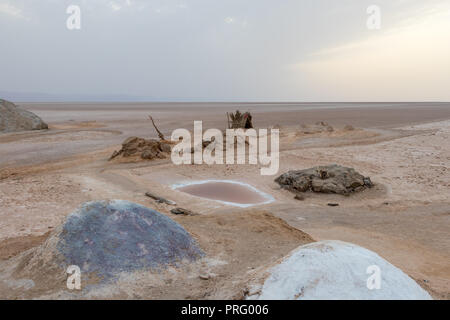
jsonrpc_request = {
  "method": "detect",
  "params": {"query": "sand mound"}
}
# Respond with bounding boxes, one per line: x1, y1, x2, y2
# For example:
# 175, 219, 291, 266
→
0, 99, 48, 133
13, 200, 203, 285
275, 164, 373, 195
249, 241, 432, 300
109, 136, 172, 161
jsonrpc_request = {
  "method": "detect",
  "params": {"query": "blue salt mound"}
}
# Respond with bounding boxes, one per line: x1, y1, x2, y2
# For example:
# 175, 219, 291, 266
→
57, 200, 204, 279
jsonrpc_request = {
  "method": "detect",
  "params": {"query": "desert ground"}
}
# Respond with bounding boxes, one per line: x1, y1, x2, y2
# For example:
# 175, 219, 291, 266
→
0, 102, 449, 299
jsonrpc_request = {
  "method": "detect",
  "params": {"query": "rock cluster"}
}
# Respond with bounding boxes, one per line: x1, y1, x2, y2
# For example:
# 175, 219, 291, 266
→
275, 164, 373, 195
0, 99, 48, 133
109, 136, 172, 160
299, 121, 334, 134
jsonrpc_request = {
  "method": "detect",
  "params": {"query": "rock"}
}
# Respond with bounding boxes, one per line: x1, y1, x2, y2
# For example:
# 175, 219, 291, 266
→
109, 136, 172, 161
109, 150, 120, 159
344, 124, 355, 131
0, 99, 48, 133
299, 122, 334, 134
160, 142, 172, 153
363, 177, 374, 188
294, 194, 305, 201
170, 208, 198, 216
59, 201, 203, 279
141, 146, 164, 159
199, 274, 210, 280
250, 241, 432, 300
275, 164, 373, 195
15, 200, 204, 282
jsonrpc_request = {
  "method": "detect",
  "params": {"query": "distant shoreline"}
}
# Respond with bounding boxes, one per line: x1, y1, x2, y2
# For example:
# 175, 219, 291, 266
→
13, 101, 450, 105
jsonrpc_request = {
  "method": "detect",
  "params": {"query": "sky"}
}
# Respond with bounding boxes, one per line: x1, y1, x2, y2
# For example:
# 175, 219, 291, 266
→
0, 0, 449, 102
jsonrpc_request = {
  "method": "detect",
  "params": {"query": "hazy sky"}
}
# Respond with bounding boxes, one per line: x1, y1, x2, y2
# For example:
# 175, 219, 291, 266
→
1, 0, 449, 101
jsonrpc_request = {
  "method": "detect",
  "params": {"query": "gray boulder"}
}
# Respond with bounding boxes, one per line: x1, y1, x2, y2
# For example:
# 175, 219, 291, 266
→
0, 99, 48, 133
275, 164, 373, 195
56, 200, 204, 280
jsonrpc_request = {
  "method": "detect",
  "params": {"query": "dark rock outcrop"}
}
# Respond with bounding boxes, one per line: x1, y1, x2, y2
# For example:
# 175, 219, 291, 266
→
0, 99, 48, 133
275, 164, 373, 195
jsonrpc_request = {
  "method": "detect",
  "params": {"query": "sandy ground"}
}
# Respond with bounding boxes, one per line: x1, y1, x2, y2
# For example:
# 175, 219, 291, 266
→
0, 102, 449, 299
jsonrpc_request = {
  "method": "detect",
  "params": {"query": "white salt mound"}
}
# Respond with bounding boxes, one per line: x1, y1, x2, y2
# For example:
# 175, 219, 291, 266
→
253, 240, 432, 300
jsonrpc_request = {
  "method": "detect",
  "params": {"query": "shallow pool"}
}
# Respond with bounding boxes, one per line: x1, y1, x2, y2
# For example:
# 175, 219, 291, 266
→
172, 180, 274, 207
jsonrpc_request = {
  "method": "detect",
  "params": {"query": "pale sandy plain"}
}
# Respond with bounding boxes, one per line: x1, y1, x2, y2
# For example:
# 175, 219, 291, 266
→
0, 102, 449, 299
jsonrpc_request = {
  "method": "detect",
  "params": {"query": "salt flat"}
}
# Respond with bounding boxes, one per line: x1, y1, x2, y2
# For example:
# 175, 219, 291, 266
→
0, 102, 449, 299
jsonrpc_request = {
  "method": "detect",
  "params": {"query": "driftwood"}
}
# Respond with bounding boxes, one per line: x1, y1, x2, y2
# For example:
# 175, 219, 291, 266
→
327, 203, 340, 207
148, 115, 165, 140
170, 208, 198, 216
145, 192, 176, 205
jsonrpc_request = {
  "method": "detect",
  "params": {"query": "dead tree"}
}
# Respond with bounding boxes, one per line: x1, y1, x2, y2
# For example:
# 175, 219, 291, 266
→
228, 110, 253, 129
148, 115, 165, 140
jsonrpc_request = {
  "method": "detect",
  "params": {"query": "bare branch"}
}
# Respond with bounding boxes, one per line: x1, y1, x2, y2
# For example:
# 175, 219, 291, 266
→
148, 115, 165, 140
